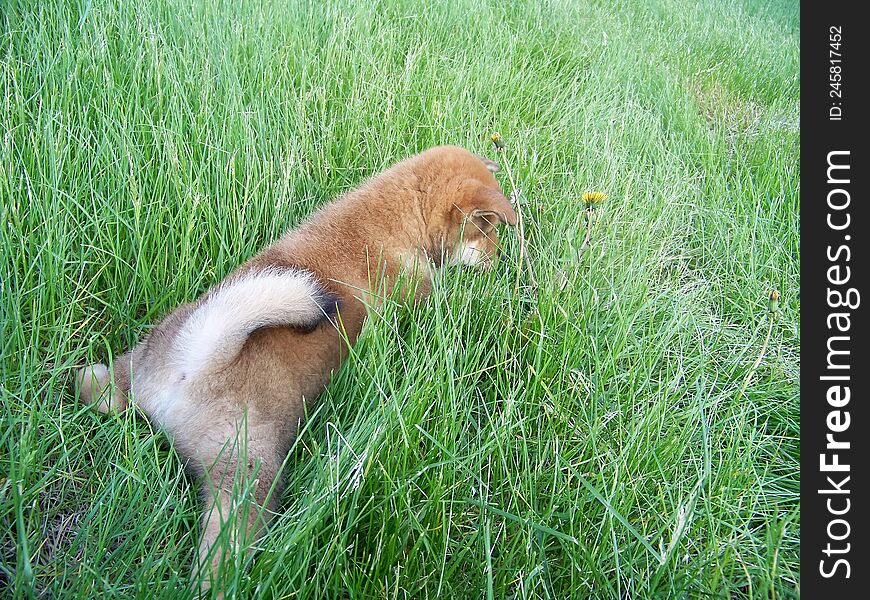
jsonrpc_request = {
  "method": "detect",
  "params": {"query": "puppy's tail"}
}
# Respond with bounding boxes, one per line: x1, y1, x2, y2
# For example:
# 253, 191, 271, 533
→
175, 268, 336, 378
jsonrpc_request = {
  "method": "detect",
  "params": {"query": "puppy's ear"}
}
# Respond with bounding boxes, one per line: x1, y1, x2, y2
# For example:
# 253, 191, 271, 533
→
473, 154, 501, 173
455, 182, 517, 226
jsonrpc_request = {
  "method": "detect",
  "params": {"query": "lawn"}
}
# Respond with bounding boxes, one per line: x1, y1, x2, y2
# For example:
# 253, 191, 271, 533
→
1, 0, 799, 597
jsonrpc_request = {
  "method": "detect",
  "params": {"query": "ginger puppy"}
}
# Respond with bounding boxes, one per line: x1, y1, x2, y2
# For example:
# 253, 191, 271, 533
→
76, 145, 515, 588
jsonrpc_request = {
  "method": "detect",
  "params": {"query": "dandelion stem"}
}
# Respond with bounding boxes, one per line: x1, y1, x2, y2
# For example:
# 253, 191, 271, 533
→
493, 138, 537, 298
576, 208, 595, 258
577, 192, 605, 261
737, 315, 775, 400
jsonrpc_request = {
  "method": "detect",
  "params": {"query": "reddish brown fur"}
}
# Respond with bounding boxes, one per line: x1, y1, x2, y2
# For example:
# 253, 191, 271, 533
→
75, 145, 515, 589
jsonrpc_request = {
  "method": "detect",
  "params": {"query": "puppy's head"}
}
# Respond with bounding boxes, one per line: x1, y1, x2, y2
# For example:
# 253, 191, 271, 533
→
421, 147, 517, 269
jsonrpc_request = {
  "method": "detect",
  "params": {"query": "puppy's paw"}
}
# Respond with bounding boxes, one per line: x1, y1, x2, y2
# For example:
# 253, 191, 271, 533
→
76, 363, 127, 414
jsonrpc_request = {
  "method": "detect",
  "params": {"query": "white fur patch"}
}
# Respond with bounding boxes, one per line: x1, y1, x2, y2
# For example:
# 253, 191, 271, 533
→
450, 239, 487, 267
175, 269, 327, 378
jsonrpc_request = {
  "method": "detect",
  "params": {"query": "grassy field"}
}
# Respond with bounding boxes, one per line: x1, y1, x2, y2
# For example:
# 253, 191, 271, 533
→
1, 0, 799, 597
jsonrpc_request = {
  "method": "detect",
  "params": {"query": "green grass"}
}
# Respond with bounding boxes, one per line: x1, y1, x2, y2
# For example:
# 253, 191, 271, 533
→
1, 0, 799, 597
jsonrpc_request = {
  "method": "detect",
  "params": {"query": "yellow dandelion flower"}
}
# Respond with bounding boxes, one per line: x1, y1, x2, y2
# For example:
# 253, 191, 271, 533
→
491, 132, 505, 150
582, 191, 607, 206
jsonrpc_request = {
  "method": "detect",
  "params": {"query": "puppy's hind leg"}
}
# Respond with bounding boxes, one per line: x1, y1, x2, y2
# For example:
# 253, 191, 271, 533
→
194, 433, 284, 593
75, 362, 129, 414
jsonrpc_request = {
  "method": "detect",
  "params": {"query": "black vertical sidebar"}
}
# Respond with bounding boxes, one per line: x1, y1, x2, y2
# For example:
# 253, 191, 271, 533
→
802, 3, 869, 597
